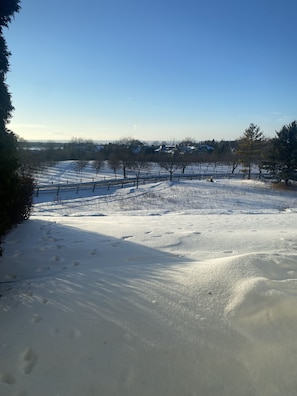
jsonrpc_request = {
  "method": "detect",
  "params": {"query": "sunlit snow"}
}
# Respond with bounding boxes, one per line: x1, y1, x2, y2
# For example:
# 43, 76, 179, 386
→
1, 161, 297, 396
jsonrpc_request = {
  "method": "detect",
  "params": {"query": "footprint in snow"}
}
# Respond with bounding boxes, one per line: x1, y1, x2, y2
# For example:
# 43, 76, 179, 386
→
31, 314, 42, 324
20, 347, 37, 375
0, 371, 15, 385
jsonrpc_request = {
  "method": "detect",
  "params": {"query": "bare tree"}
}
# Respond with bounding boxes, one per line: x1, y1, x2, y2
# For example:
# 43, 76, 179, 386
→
129, 153, 151, 178
158, 152, 183, 181
74, 160, 88, 175
92, 151, 104, 176
108, 153, 121, 178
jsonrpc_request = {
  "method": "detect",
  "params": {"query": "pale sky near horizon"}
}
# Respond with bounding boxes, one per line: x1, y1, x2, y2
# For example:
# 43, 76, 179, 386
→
4, 0, 297, 142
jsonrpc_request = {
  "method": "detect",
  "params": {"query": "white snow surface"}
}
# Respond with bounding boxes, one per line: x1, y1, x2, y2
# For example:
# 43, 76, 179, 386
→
1, 162, 297, 395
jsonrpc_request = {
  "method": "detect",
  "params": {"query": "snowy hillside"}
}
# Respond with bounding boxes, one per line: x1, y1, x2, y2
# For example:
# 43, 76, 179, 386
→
1, 162, 297, 396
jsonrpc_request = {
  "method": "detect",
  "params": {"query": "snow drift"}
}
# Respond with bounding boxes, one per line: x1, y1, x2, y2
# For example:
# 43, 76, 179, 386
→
1, 172, 297, 396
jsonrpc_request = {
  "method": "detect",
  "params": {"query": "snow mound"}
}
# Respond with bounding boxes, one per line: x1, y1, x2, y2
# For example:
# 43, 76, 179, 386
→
1, 179, 297, 395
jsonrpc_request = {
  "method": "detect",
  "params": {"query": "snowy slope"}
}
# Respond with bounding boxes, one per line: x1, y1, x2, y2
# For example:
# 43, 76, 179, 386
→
1, 165, 297, 396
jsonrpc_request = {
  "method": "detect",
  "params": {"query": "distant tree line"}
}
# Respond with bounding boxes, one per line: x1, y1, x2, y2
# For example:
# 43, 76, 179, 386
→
18, 121, 297, 185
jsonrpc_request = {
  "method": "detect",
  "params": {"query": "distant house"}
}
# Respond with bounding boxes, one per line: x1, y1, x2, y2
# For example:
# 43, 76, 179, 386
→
179, 145, 197, 154
154, 144, 177, 154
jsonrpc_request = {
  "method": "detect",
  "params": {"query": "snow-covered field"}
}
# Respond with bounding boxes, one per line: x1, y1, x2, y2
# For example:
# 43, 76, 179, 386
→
1, 162, 297, 396
35, 159, 257, 186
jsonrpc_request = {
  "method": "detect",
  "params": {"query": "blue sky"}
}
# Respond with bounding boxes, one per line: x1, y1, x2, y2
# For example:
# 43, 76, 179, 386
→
4, 0, 297, 142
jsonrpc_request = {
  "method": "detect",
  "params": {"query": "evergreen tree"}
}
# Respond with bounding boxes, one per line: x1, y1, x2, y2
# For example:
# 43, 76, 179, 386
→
267, 121, 297, 185
237, 123, 265, 179
0, 1, 34, 255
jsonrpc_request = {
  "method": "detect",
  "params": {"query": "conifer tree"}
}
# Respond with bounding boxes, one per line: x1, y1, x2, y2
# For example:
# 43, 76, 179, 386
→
0, 1, 34, 255
237, 124, 265, 179
267, 121, 297, 185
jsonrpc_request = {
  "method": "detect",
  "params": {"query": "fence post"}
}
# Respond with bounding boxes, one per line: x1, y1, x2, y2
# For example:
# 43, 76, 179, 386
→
92, 183, 95, 192
57, 186, 60, 196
